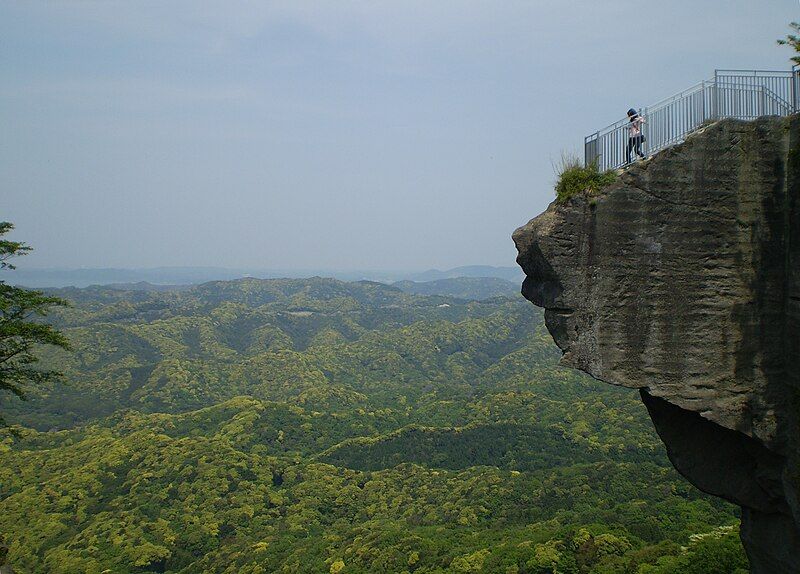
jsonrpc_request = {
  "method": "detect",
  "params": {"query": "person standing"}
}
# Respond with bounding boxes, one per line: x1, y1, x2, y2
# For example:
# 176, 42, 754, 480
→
625, 108, 647, 164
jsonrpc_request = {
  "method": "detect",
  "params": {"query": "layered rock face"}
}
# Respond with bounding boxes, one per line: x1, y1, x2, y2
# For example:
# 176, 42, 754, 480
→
513, 116, 800, 573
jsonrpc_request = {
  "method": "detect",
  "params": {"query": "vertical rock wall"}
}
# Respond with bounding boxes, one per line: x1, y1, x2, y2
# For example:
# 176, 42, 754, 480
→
513, 116, 800, 573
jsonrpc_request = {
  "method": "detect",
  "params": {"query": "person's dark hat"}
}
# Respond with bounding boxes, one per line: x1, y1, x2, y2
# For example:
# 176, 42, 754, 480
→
627, 108, 637, 116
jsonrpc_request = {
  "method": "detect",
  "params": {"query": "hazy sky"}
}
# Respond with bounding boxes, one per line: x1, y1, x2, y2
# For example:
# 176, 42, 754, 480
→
2, 1, 798, 270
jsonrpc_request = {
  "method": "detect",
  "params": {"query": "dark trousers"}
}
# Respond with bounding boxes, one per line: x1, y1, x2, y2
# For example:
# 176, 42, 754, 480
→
626, 135, 645, 163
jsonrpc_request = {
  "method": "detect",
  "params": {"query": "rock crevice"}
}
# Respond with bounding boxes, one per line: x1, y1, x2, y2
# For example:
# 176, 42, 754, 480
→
513, 116, 800, 574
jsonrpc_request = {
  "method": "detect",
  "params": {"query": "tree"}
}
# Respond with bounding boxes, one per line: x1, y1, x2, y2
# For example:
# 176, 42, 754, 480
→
777, 22, 800, 65
0, 222, 69, 422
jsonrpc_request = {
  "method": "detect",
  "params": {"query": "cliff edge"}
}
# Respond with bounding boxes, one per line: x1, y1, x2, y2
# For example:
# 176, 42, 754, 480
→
513, 116, 800, 573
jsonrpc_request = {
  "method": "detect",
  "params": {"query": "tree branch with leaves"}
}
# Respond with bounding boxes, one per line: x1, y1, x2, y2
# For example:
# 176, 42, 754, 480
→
778, 22, 800, 65
0, 222, 69, 423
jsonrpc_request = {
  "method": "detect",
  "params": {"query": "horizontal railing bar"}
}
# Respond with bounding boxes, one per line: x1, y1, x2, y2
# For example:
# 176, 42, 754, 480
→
716, 69, 792, 75
644, 82, 710, 111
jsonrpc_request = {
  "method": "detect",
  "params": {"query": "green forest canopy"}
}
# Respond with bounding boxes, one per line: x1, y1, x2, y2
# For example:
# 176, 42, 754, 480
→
0, 278, 748, 573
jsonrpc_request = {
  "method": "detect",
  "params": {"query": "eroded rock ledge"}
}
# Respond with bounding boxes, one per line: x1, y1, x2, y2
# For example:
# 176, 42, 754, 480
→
513, 116, 800, 574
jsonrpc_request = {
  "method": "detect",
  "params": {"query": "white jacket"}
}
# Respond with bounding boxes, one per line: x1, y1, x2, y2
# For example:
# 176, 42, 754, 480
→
628, 115, 645, 138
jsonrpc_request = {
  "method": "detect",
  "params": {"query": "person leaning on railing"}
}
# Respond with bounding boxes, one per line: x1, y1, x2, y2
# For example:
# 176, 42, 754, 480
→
625, 108, 647, 165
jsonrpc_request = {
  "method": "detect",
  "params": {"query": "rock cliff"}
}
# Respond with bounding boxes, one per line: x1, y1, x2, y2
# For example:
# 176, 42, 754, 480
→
513, 116, 800, 573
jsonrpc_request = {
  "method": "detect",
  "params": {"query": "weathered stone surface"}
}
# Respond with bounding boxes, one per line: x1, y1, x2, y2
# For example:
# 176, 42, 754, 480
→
513, 116, 800, 573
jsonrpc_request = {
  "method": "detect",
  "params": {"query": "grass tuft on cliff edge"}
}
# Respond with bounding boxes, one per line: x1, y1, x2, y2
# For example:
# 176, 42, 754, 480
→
555, 155, 617, 202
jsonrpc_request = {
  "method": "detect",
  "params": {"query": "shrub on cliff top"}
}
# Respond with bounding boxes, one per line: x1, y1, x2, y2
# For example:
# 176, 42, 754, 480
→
554, 155, 617, 202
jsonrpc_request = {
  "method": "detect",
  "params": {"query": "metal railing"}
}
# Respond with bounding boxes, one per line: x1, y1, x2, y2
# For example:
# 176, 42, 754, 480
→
585, 68, 800, 171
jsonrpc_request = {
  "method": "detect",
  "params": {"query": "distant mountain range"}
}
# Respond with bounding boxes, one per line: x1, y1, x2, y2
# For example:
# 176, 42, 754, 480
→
37, 276, 519, 302
403, 265, 524, 283
5, 265, 524, 289
392, 277, 520, 300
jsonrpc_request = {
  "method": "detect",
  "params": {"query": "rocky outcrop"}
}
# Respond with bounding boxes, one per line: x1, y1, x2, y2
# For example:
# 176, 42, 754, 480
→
513, 116, 800, 573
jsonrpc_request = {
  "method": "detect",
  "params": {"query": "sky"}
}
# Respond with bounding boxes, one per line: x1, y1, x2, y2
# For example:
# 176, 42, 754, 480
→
2, 0, 798, 271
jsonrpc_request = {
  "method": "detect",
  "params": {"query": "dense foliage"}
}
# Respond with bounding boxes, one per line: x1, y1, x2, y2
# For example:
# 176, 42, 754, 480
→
0, 278, 747, 572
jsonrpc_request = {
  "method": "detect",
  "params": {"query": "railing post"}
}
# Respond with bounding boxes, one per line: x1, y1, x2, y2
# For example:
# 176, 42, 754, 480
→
584, 134, 599, 169
701, 81, 707, 122
641, 107, 649, 157
584, 137, 589, 168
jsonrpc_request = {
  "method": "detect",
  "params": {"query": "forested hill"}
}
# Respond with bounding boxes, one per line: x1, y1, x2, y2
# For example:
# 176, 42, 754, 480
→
11, 277, 530, 429
392, 277, 519, 300
0, 278, 747, 573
